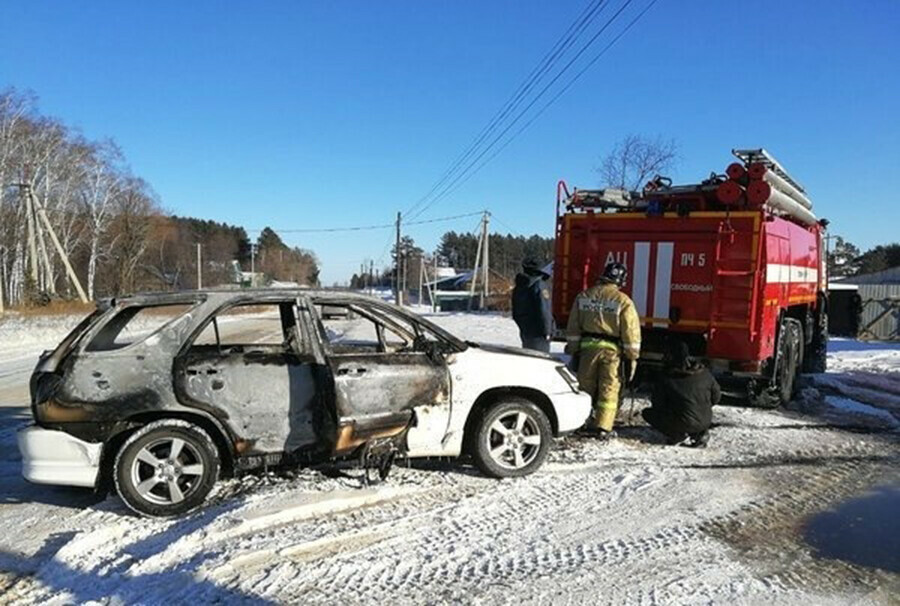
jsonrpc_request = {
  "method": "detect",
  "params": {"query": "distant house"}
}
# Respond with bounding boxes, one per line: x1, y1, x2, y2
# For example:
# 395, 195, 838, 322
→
830, 267, 900, 340
422, 268, 513, 311
230, 260, 265, 288
832, 266, 900, 285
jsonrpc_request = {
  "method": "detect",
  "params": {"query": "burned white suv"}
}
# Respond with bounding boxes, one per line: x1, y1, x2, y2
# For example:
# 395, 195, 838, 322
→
19, 290, 591, 516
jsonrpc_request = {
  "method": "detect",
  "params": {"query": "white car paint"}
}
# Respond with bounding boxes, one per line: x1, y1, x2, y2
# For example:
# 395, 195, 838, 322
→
18, 426, 103, 487
405, 345, 592, 457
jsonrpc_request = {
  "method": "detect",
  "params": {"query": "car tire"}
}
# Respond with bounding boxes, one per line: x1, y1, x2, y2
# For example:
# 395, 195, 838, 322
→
114, 420, 220, 517
471, 398, 552, 478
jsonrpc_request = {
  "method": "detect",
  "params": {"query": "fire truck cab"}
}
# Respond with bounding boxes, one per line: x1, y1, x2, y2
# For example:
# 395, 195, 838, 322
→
552, 149, 828, 407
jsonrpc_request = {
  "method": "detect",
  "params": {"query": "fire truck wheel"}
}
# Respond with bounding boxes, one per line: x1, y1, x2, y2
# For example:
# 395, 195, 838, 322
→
776, 319, 803, 405
803, 317, 828, 374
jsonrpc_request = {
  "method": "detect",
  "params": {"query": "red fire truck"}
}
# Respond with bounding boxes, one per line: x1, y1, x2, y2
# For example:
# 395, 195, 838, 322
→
552, 149, 828, 406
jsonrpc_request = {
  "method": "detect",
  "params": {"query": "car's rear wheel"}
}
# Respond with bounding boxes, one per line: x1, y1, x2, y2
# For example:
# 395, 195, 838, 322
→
114, 420, 219, 517
472, 398, 552, 478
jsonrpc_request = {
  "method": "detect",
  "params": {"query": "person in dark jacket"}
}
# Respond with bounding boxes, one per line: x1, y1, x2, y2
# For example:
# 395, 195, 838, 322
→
511, 258, 553, 352
642, 340, 721, 448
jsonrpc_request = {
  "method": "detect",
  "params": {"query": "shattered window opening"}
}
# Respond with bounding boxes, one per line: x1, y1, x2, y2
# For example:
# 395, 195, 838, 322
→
318, 303, 414, 355
364, 305, 448, 350
191, 302, 303, 353
85, 303, 198, 352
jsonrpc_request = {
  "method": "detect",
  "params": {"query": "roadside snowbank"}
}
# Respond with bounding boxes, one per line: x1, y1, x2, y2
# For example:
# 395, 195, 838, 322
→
0, 313, 86, 349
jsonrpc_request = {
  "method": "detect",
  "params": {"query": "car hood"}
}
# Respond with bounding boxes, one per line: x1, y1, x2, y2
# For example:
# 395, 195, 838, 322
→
466, 341, 557, 361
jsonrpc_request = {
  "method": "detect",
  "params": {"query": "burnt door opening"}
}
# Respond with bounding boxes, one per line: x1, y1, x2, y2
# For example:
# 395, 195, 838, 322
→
313, 301, 451, 455
175, 301, 324, 455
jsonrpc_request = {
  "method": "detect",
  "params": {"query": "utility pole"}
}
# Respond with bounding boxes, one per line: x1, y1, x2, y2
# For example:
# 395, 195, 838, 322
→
432, 253, 438, 312
469, 214, 485, 310
34, 206, 55, 294
0, 247, 5, 314
23, 184, 88, 303
369, 260, 374, 295
196, 243, 202, 289
23, 185, 40, 291
417, 254, 424, 306
483, 211, 490, 307
395, 211, 401, 305
400, 254, 407, 304
823, 233, 834, 285
250, 243, 256, 287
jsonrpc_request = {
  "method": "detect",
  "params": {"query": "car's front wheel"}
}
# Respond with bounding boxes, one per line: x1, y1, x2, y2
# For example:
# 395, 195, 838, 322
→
472, 398, 552, 478
114, 420, 220, 517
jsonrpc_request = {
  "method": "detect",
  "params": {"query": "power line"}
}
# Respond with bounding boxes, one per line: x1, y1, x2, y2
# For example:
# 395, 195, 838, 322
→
269, 222, 394, 234
403, 0, 610, 221
407, 0, 644, 222
253, 210, 486, 235
402, 0, 610, 221
374, 231, 397, 266
426, 0, 660, 207
490, 214, 520, 235
408, 211, 487, 227
362, 211, 487, 265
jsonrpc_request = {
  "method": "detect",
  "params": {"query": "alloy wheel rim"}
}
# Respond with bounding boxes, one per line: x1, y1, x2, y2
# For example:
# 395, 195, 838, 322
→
486, 410, 542, 470
130, 437, 205, 505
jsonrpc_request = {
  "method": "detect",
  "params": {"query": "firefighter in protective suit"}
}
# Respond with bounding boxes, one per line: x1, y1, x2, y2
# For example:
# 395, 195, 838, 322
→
565, 262, 641, 436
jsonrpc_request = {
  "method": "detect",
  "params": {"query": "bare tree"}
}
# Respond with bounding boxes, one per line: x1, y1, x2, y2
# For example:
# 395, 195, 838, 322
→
598, 135, 678, 191
48, 140, 93, 297
105, 177, 160, 295
80, 141, 124, 299
0, 88, 322, 306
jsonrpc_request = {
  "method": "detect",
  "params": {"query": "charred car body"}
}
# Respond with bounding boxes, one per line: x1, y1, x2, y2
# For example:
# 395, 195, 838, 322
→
19, 290, 590, 516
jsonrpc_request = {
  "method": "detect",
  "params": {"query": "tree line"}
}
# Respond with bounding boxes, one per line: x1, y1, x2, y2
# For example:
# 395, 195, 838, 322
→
827, 237, 900, 279
0, 88, 318, 306
349, 230, 554, 290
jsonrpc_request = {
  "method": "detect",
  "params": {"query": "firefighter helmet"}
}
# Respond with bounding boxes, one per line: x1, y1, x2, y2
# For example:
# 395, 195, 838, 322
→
600, 262, 627, 287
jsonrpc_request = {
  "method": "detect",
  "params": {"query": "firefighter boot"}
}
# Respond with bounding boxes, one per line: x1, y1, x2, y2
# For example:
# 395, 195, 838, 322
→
577, 345, 621, 432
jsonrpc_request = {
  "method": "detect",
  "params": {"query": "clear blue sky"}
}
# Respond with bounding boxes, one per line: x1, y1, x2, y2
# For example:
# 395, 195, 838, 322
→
2, 1, 898, 284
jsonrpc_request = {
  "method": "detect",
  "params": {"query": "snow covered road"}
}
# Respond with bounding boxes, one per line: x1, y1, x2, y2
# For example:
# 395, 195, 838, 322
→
1, 309, 898, 604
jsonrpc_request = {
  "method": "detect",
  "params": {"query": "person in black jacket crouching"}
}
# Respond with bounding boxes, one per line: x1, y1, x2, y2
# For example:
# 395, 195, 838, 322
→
642, 340, 721, 448
511, 258, 553, 352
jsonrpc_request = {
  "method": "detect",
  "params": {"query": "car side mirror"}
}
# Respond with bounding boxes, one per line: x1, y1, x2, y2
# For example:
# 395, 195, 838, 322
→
425, 342, 445, 364
414, 336, 444, 364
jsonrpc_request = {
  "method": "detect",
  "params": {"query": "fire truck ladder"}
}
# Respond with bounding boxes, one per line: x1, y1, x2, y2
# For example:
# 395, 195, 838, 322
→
732, 148, 807, 195
710, 219, 762, 341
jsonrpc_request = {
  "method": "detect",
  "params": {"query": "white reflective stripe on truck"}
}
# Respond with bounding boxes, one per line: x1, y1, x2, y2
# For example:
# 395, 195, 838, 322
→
632, 242, 650, 317
765, 264, 818, 283
653, 242, 674, 327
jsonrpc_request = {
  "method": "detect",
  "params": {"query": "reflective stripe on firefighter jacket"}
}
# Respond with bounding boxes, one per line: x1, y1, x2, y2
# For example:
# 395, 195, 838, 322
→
565, 283, 642, 431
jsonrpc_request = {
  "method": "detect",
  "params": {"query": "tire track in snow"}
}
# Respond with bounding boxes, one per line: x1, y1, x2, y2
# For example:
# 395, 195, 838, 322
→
220, 426, 898, 604
8, 407, 899, 605
220, 463, 707, 604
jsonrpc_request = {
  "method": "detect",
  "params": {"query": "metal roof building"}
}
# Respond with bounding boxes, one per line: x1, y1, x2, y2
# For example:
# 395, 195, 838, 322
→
831, 268, 900, 340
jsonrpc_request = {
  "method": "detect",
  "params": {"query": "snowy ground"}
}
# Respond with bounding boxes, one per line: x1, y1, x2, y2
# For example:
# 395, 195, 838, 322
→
0, 309, 898, 604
